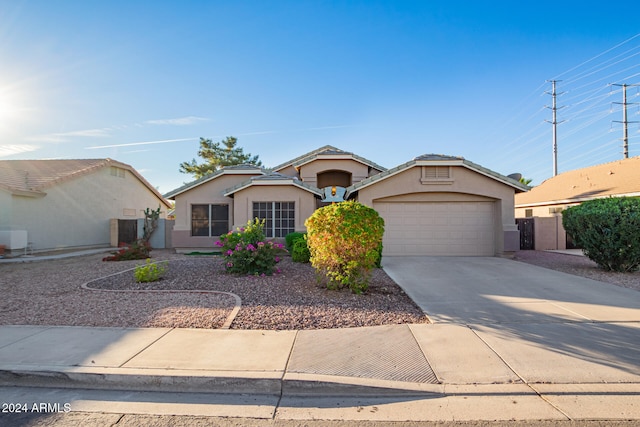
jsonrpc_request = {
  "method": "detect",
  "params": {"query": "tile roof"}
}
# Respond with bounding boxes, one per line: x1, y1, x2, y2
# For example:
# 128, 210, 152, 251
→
224, 172, 323, 197
346, 154, 528, 196
0, 158, 171, 207
515, 156, 640, 207
0, 159, 107, 194
272, 145, 387, 173
163, 164, 264, 199
271, 145, 341, 171
414, 154, 464, 161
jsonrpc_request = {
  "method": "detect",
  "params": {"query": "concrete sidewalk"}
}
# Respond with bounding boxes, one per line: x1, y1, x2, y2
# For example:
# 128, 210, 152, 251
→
1, 323, 639, 422
0, 254, 639, 422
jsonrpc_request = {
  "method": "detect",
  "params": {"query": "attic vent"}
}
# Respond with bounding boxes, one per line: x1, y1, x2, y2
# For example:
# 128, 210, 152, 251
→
421, 166, 453, 184
110, 166, 125, 178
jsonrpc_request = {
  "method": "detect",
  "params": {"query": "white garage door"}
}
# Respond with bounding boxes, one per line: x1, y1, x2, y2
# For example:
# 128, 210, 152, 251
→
374, 201, 495, 256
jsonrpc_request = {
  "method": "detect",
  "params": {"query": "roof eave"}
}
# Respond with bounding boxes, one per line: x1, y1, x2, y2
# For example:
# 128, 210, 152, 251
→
164, 168, 265, 199
515, 191, 640, 208
345, 159, 417, 197
292, 153, 387, 172
271, 145, 341, 171
346, 158, 529, 197
224, 178, 323, 197
459, 159, 530, 192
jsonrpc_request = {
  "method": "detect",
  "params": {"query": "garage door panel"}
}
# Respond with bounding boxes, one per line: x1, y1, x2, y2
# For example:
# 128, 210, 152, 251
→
375, 201, 495, 256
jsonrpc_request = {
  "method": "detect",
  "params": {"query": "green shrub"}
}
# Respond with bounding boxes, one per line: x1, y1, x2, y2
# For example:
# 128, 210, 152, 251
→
292, 238, 311, 263
285, 232, 306, 251
305, 201, 385, 294
215, 218, 286, 275
562, 197, 640, 272
134, 259, 168, 282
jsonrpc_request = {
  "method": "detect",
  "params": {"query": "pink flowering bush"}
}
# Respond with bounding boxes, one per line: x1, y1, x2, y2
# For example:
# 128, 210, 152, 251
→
215, 218, 286, 275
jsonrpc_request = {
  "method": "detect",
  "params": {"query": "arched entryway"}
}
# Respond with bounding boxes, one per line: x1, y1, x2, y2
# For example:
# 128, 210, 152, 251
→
317, 170, 352, 188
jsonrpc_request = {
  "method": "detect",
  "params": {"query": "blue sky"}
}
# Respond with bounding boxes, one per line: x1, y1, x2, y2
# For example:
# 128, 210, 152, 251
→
1, 1, 640, 193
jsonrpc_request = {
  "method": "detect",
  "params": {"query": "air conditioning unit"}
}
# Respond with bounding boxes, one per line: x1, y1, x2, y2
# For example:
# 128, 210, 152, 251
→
0, 230, 28, 250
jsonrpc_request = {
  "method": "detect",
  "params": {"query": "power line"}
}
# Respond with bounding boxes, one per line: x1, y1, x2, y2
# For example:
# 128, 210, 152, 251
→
486, 34, 640, 186
552, 33, 640, 81
545, 80, 565, 176
611, 83, 640, 158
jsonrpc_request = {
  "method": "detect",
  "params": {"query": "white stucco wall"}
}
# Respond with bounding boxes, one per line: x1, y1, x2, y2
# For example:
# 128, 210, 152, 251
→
0, 190, 11, 229
9, 167, 167, 251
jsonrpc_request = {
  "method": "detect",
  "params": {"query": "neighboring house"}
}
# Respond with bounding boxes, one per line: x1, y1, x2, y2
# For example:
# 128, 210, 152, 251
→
514, 156, 640, 250
0, 159, 172, 253
165, 146, 527, 256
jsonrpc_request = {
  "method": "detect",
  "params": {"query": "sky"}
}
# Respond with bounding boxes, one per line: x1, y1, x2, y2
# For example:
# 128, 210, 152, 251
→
1, 1, 640, 194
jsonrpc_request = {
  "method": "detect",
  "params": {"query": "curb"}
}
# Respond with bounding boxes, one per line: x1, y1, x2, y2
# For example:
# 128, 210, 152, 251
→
0, 366, 444, 397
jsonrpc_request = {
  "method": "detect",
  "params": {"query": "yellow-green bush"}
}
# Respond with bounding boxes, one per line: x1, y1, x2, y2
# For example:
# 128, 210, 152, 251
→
134, 259, 168, 283
305, 201, 384, 294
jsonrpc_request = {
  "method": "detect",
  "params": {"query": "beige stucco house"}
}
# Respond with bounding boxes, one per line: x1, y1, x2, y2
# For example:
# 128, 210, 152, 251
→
514, 156, 640, 250
166, 146, 527, 256
0, 159, 172, 253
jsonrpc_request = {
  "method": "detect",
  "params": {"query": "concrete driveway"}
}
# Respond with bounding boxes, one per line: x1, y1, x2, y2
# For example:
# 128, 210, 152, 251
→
382, 256, 640, 325
383, 256, 640, 383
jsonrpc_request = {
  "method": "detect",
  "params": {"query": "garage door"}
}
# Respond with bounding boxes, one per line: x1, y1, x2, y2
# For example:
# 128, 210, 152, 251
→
374, 201, 495, 256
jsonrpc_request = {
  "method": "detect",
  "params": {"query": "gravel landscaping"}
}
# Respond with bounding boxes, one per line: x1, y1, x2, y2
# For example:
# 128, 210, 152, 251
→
1, 249, 636, 330
0, 250, 427, 330
513, 250, 639, 291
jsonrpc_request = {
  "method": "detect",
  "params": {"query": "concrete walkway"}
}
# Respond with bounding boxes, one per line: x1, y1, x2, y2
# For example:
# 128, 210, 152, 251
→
0, 247, 114, 263
0, 256, 639, 422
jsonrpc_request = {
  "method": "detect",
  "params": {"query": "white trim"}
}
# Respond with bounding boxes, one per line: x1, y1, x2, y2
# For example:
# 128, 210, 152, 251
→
252, 201, 296, 238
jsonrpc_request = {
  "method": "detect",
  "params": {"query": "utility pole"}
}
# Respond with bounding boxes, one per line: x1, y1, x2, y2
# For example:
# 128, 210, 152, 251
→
611, 83, 639, 159
546, 80, 565, 176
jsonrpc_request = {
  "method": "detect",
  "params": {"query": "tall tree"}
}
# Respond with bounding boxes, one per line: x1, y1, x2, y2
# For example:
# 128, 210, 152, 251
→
179, 136, 262, 179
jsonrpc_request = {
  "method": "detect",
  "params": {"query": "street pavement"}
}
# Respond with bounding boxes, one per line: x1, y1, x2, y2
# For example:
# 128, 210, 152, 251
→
0, 255, 638, 423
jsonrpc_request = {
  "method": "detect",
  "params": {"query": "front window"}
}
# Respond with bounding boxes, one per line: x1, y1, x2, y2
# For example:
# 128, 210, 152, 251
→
191, 204, 229, 237
252, 202, 295, 237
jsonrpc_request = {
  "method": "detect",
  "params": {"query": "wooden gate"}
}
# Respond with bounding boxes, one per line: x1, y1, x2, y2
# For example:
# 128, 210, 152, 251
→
117, 219, 138, 245
516, 218, 535, 250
